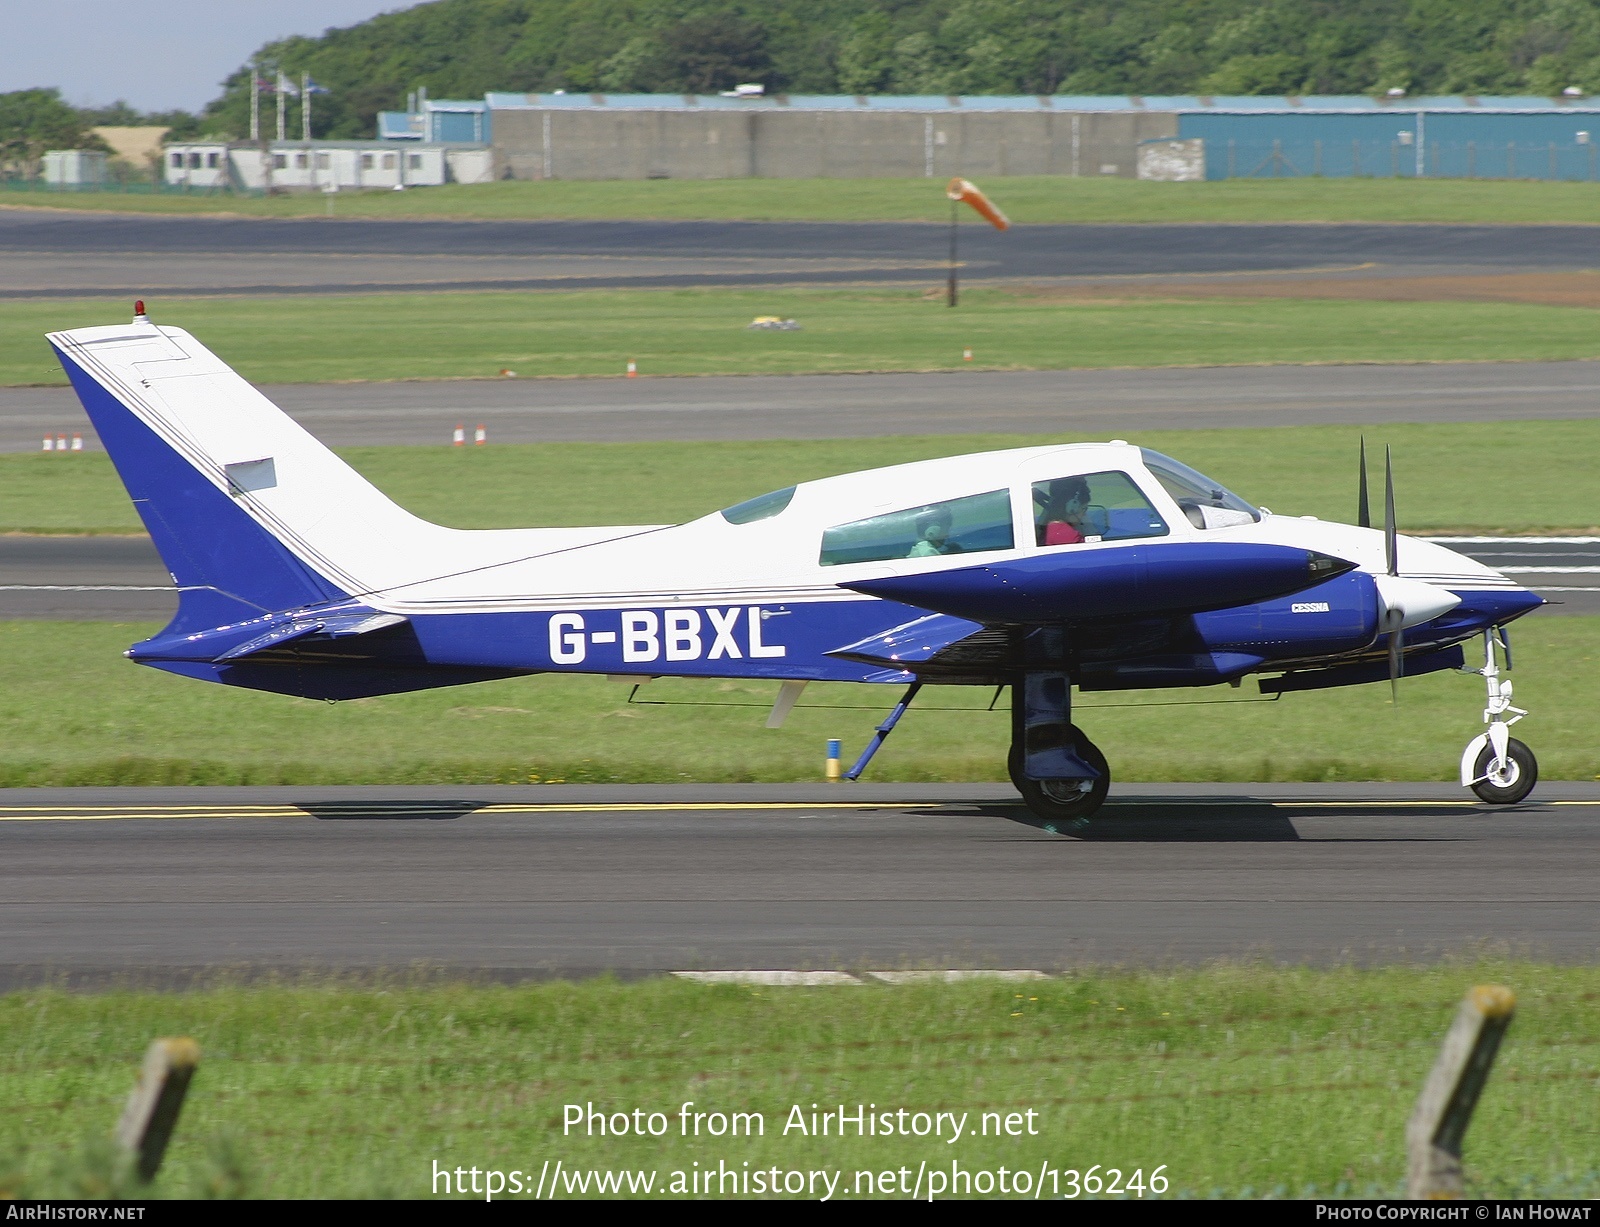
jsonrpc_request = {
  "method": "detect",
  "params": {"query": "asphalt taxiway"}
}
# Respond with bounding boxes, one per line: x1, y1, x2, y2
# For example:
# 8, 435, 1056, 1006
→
5, 211, 1600, 297
2, 782, 1595, 985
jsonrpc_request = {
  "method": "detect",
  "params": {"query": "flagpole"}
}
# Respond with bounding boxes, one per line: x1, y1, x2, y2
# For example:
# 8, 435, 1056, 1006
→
249, 60, 259, 142
276, 72, 287, 142
302, 72, 311, 142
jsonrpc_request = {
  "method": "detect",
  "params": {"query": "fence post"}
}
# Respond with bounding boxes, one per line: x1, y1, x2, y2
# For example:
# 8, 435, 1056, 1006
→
115, 1038, 201, 1182
1406, 985, 1515, 1199
1353, 139, 1360, 176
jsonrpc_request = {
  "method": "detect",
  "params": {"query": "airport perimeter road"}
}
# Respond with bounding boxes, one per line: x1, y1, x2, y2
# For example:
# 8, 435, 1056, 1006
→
10, 360, 1600, 453
4, 210, 1600, 295
1, 782, 1596, 983
2, 535, 1594, 618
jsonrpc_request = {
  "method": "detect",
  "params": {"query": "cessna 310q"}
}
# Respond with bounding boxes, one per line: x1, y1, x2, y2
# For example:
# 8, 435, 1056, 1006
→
49, 308, 1546, 822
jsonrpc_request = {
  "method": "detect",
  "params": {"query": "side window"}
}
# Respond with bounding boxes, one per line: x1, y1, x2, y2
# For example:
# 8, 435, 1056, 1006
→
170, 152, 183, 168
820, 489, 1014, 566
206, 152, 219, 168
1031, 471, 1168, 546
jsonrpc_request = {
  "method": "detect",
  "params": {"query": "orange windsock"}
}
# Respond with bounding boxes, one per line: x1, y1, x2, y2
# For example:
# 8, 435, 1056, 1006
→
946, 178, 1010, 230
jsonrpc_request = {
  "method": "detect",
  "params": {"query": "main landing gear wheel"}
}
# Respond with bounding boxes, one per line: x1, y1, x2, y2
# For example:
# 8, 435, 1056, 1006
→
1470, 738, 1538, 805
1008, 726, 1111, 824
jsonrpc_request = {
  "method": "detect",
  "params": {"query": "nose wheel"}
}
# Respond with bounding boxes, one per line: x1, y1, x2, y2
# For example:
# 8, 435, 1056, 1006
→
1460, 629, 1537, 805
1469, 737, 1537, 805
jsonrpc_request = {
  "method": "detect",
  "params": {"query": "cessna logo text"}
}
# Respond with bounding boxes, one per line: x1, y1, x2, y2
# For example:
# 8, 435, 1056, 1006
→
1291, 602, 1331, 613
548, 607, 786, 664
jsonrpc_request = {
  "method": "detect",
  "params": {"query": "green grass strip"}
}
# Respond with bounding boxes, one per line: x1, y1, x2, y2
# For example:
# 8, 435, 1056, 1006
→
5, 177, 1600, 224
10, 288, 1600, 387
1, 616, 1594, 785
6, 421, 1598, 536
3, 964, 1596, 1198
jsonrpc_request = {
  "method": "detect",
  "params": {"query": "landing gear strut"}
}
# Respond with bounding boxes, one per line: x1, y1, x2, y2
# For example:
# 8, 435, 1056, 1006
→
1460, 628, 1537, 805
1009, 673, 1110, 824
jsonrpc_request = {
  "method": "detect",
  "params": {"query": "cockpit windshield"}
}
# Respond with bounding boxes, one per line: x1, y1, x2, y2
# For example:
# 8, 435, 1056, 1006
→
1139, 449, 1260, 529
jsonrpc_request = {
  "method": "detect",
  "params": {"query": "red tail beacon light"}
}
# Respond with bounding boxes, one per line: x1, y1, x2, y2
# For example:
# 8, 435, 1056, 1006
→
133, 300, 149, 322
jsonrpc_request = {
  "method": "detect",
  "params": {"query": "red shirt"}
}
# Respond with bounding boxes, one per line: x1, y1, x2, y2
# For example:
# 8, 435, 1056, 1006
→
1044, 521, 1084, 546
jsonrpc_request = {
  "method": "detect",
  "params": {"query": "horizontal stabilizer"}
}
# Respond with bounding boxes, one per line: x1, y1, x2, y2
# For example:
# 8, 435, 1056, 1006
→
131, 607, 409, 665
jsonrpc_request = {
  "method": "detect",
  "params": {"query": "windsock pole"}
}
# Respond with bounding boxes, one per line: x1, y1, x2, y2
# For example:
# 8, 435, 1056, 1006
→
947, 196, 959, 308
944, 178, 1010, 308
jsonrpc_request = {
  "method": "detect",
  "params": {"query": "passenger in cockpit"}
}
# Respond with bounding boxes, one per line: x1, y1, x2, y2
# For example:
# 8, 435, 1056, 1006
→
1037, 476, 1092, 545
908, 506, 959, 556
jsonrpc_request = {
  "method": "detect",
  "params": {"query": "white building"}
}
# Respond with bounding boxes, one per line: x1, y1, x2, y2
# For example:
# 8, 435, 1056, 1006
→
162, 141, 492, 191
43, 150, 108, 185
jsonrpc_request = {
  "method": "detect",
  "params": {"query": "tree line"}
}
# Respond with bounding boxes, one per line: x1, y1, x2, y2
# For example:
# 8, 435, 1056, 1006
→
10, 0, 1600, 153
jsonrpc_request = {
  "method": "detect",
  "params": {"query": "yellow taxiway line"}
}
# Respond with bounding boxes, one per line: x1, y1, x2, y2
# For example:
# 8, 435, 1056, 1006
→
0, 798, 1593, 822
0, 801, 933, 822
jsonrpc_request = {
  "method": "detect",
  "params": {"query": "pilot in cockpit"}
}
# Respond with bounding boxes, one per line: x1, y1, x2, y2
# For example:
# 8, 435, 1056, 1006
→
1035, 476, 1095, 545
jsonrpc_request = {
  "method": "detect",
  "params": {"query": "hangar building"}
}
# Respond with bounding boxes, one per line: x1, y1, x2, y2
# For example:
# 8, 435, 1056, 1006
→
377, 92, 1600, 182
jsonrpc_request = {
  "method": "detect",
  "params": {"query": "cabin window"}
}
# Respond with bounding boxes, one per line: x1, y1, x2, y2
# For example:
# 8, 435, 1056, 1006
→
383, 153, 397, 169
316, 153, 330, 169
408, 153, 423, 169
820, 489, 1013, 566
188, 152, 203, 168
206, 152, 219, 168
295, 153, 309, 169
1140, 449, 1259, 530
721, 485, 795, 524
272, 153, 287, 169
1032, 471, 1168, 546
170, 152, 184, 168
361, 153, 374, 169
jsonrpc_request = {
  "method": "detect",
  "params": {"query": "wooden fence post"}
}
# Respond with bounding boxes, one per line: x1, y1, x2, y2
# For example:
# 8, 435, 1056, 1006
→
115, 1038, 201, 1182
1406, 985, 1515, 1199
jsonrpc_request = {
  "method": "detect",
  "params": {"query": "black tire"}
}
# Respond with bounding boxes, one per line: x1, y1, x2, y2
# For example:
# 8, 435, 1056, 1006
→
1470, 737, 1538, 805
1008, 725, 1111, 824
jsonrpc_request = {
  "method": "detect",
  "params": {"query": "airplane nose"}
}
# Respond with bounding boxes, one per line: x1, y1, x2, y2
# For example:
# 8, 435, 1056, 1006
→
1374, 574, 1462, 630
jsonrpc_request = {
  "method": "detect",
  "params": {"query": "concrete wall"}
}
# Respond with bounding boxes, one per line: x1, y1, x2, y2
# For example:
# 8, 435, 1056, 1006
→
491, 108, 1177, 180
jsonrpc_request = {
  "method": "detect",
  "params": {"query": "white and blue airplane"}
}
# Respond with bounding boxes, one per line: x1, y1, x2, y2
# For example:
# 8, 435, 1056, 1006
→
48, 308, 1545, 822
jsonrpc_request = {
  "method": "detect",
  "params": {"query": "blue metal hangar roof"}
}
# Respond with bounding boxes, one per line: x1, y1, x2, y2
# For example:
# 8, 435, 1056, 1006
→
475, 93, 1600, 113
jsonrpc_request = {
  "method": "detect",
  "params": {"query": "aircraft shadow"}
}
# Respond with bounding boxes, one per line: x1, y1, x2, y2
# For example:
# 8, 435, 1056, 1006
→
981, 800, 1302, 842
301, 801, 479, 821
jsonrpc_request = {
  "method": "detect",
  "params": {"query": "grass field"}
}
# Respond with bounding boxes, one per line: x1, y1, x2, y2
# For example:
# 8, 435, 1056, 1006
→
12, 289, 1600, 388
5, 422, 1597, 537
3, 964, 1595, 1198
5, 177, 1600, 224
1, 614, 1592, 787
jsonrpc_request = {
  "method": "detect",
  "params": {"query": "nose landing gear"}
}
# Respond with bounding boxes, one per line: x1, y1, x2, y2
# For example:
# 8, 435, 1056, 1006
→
1460, 628, 1537, 805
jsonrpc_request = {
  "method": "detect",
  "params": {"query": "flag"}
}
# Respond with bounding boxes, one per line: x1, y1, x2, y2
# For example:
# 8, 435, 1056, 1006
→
304, 78, 331, 95
276, 72, 300, 97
